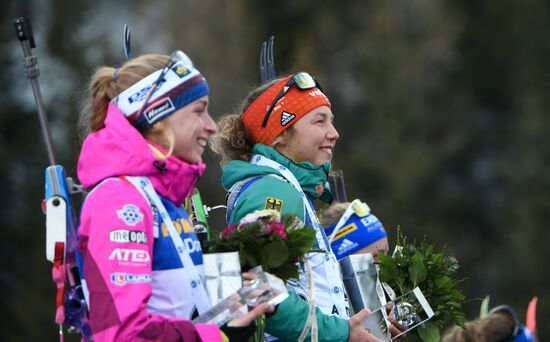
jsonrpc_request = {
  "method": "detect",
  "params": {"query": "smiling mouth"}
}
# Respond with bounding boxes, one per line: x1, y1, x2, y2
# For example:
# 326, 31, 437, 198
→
320, 146, 334, 154
197, 137, 208, 147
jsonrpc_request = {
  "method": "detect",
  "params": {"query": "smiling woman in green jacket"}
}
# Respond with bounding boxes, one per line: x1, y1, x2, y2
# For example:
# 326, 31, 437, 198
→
211, 73, 382, 342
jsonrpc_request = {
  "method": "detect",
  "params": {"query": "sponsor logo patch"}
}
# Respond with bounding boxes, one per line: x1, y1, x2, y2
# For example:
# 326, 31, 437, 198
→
308, 89, 324, 97
127, 79, 167, 104
360, 215, 384, 232
160, 218, 194, 237
172, 238, 202, 254
117, 204, 143, 226
109, 229, 147, 244
280, 111, 296, 126
111, 273, 151, 286
337, 238, 359, 255
143, 97, 175, 124
332, 305, 340, 315
332, 223, 358, 241
109, 248, 151, 267
172, 64, 191, 78
315, 184, 324, 196
264, 197, 283, 212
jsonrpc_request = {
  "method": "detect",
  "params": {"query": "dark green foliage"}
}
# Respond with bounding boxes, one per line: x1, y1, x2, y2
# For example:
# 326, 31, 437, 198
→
378, 229, 466, 341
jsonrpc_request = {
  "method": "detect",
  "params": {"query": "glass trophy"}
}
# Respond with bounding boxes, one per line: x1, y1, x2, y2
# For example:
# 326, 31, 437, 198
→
192, 267, 288, 327
363, 286, 434, 341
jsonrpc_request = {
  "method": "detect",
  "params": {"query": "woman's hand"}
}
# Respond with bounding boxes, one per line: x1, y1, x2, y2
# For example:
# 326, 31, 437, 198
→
227, 271, 276, 327
348, 309, 384, 342
227, 301, 272, 327
387, 305, 407, 340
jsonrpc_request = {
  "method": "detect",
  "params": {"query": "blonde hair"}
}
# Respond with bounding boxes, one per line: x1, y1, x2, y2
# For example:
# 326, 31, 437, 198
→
441, 311, 516, 342
319, 202, 350, 227
210, 77, 286, 165
79, 54, 175, 154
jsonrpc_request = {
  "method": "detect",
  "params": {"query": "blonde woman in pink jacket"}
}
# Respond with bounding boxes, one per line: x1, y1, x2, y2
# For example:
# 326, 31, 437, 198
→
77, 51, 269, 341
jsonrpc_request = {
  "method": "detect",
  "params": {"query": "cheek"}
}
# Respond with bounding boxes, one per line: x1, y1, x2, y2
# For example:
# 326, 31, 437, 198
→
182, 120, 200, 139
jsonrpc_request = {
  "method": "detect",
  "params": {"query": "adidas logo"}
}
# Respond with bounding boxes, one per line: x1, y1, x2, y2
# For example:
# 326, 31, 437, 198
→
281, 111, 296, 126
337, 238, 359, 255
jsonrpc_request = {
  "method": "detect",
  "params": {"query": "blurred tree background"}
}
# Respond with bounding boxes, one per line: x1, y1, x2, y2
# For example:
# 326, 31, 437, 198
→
1, 0, 548, 340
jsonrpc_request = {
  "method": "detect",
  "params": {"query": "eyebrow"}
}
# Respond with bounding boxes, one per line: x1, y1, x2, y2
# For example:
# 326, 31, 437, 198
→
314, 112, 334, 121
194, 100, 208, 108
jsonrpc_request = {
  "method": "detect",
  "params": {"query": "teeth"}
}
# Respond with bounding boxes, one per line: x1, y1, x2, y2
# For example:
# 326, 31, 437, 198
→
198, 139, 207, 147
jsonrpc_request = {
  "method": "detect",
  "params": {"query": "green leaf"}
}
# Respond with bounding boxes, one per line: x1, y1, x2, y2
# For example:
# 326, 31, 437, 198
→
449, 289, 465, 301
434, 275, 452, 289
287, 229, 316, 255
245, 251, 258, 267
417, 321, 440, 342
409, 252, 428, 286
271, 262, 299, 282
260, 241, 288, 268
378, 253, 400, 282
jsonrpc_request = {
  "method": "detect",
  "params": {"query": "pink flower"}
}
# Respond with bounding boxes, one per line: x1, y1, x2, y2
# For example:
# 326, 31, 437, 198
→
221, 224, 238, 238
268, 222, 288, 240
240, 212, 260, 225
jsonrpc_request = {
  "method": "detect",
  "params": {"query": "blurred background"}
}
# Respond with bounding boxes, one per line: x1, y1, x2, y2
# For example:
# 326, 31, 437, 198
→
2, 0, 549, 340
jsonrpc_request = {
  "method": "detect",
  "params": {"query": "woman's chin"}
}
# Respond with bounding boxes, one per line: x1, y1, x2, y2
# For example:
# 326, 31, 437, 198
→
314, 156, 332, 165
175, 153, 202, 165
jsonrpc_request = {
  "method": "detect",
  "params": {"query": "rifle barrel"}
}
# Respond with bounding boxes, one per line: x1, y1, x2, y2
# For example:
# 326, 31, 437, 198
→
13, 17, 58, 165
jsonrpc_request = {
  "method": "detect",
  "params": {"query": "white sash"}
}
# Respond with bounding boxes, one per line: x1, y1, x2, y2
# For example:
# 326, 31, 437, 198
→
250, 155, 349, 319
126, 176, 211, 314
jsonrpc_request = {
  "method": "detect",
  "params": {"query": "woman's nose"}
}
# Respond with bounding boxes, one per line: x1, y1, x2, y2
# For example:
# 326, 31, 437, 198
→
204, 112, 218, 135
327, 122, 339, 140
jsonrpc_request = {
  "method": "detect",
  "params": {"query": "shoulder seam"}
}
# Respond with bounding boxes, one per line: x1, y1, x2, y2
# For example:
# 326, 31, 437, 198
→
85, 177, 140, 202
243, 174, 301, 199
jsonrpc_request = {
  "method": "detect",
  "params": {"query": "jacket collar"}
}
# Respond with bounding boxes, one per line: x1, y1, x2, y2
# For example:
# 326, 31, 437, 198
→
251, 143, 332, 200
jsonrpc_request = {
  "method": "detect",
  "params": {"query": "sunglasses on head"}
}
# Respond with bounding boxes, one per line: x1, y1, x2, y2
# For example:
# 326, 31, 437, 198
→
261, 72, 323, 128
136, 50, 194, 119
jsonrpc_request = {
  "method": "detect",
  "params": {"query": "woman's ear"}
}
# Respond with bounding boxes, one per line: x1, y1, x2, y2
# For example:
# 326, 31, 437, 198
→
276, 130, 288, 147
148, 121, 165, 134
144, 121, 164, 144
274, 128, 293, 148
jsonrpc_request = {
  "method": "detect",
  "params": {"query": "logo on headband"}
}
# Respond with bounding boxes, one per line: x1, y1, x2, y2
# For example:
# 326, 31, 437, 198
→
172, 64, 191, 78
127, 79, 167, 104
281, 111, 296, 126
143, 98, 176, 124
309, 89, 324, 97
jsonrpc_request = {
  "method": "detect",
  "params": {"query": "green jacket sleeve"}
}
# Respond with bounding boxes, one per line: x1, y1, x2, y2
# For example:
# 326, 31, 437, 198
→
232, 176, 349, 341
230, 176, 305, 224
265, 290, 350, 342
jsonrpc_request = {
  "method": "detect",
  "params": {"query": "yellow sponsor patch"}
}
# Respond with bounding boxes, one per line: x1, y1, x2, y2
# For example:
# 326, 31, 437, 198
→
161, 218, 194, 237
264, 197, 284, 212
332, 223, 358, 241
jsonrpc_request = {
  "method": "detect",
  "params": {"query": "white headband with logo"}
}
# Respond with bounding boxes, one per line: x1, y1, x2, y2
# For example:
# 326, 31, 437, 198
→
112, 54, 209, 131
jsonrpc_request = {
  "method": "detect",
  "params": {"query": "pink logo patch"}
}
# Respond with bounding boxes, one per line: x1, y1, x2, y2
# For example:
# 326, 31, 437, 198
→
315, 184, 324, 196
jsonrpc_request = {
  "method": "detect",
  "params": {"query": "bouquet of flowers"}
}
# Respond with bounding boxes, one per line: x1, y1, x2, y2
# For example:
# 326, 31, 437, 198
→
377, 229, 466, 342
207, 209, 319, 282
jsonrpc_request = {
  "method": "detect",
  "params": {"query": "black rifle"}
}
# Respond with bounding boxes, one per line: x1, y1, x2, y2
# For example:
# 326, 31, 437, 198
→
13, 16, 92, 341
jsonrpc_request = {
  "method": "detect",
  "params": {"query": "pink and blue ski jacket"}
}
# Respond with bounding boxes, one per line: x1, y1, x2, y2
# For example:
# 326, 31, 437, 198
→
77, 103, 222, 341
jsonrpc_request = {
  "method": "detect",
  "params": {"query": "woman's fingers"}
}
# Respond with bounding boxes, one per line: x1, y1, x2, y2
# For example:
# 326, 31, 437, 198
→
227, 302, 271, 327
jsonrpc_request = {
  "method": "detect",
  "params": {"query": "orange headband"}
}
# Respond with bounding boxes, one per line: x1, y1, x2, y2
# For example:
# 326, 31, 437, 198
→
243, 75, 331, 145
